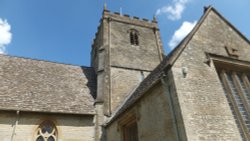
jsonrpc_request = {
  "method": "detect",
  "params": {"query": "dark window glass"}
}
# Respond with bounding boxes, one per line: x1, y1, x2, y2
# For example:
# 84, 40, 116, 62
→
123, 120, 138, 141
48, 136, 55, 141
36, 136, 44, 141
36, 121, 57, 141
129, 30, 139, 46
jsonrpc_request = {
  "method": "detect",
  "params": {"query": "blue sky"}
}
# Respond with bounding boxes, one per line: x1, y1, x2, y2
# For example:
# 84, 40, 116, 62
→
0, 0, 250, 66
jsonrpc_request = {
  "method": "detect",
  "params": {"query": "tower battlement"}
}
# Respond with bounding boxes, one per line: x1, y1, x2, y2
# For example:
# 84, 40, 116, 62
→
92, 9, 159, 49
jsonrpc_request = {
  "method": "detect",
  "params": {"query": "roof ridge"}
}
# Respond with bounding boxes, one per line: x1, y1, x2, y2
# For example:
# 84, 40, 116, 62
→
0, 54, 91, 68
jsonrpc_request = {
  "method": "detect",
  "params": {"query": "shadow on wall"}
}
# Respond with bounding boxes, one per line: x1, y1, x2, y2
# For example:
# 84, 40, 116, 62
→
81, 66, 97, 99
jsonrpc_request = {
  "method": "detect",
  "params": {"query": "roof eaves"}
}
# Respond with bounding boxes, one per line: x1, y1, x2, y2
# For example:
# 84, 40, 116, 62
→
0, 108, 95, 115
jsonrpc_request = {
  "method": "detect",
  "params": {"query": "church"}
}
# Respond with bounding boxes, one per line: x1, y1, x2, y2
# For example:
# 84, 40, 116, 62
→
0, 5, 250, 141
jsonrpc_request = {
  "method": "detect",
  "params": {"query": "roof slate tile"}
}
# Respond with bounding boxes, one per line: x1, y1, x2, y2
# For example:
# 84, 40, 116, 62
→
0, 55, 96, 115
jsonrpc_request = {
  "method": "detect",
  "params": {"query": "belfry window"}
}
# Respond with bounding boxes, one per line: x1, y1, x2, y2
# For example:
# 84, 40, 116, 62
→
129, 29, 139, 46
216, 61, 250, 141
35, 120, 57, 141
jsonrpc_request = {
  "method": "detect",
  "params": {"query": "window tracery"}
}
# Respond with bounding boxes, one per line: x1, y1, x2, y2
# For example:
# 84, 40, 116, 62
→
35, 120, 57, 141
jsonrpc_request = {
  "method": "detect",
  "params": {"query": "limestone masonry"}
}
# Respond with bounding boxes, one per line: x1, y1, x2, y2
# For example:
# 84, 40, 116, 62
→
0, 6, 249, 141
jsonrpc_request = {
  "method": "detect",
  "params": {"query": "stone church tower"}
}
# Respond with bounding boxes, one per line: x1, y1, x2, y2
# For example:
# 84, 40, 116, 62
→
91, 7, 164, 140
91, 7, 164, 116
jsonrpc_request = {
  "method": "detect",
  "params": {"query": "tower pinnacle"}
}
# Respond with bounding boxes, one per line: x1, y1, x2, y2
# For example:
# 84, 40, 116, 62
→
104, 3, 107, 11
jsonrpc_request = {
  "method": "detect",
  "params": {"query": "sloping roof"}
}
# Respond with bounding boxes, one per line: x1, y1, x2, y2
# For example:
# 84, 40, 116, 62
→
0, 55, 96, 115
105, 6, 250, 125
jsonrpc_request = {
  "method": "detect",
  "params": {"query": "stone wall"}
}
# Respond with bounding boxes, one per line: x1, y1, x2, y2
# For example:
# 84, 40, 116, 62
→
0, 111, 95, 141
171, 10, 249, 140
110, 67, 150, 112
109, 18, 162, 71
106, 80, 179, 141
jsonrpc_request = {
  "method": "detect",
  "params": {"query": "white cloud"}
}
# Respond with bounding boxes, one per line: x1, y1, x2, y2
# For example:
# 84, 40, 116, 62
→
169, 20, 197, 49
0, 18, 12, 54
156, 0, 190, 20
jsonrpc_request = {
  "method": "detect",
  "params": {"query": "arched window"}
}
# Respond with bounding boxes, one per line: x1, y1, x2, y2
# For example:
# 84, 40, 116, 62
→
129, 29, 139, 46
35, 120, 57, 141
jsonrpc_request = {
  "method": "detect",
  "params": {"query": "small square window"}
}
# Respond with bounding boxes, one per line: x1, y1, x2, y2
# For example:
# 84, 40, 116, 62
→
118, 112, 139, 141
122, 119, 138, 141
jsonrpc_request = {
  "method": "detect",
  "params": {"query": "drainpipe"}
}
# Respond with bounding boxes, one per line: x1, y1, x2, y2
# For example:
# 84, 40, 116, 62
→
11, 110, 20, 141
160, 74, 181, 141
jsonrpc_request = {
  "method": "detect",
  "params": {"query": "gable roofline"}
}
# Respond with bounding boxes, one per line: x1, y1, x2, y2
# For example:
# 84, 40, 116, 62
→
170, 5, 250, 66
209, 6, 250, 46
104, 6, 250, 126
168, 5, 213, 66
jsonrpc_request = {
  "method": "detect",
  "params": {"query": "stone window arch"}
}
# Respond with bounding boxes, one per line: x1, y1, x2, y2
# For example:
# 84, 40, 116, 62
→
35, 120, 57, 141
129, 29, 139, 46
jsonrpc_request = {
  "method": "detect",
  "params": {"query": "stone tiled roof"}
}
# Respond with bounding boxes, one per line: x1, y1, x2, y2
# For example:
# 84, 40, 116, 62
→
0, 55, 96, 115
